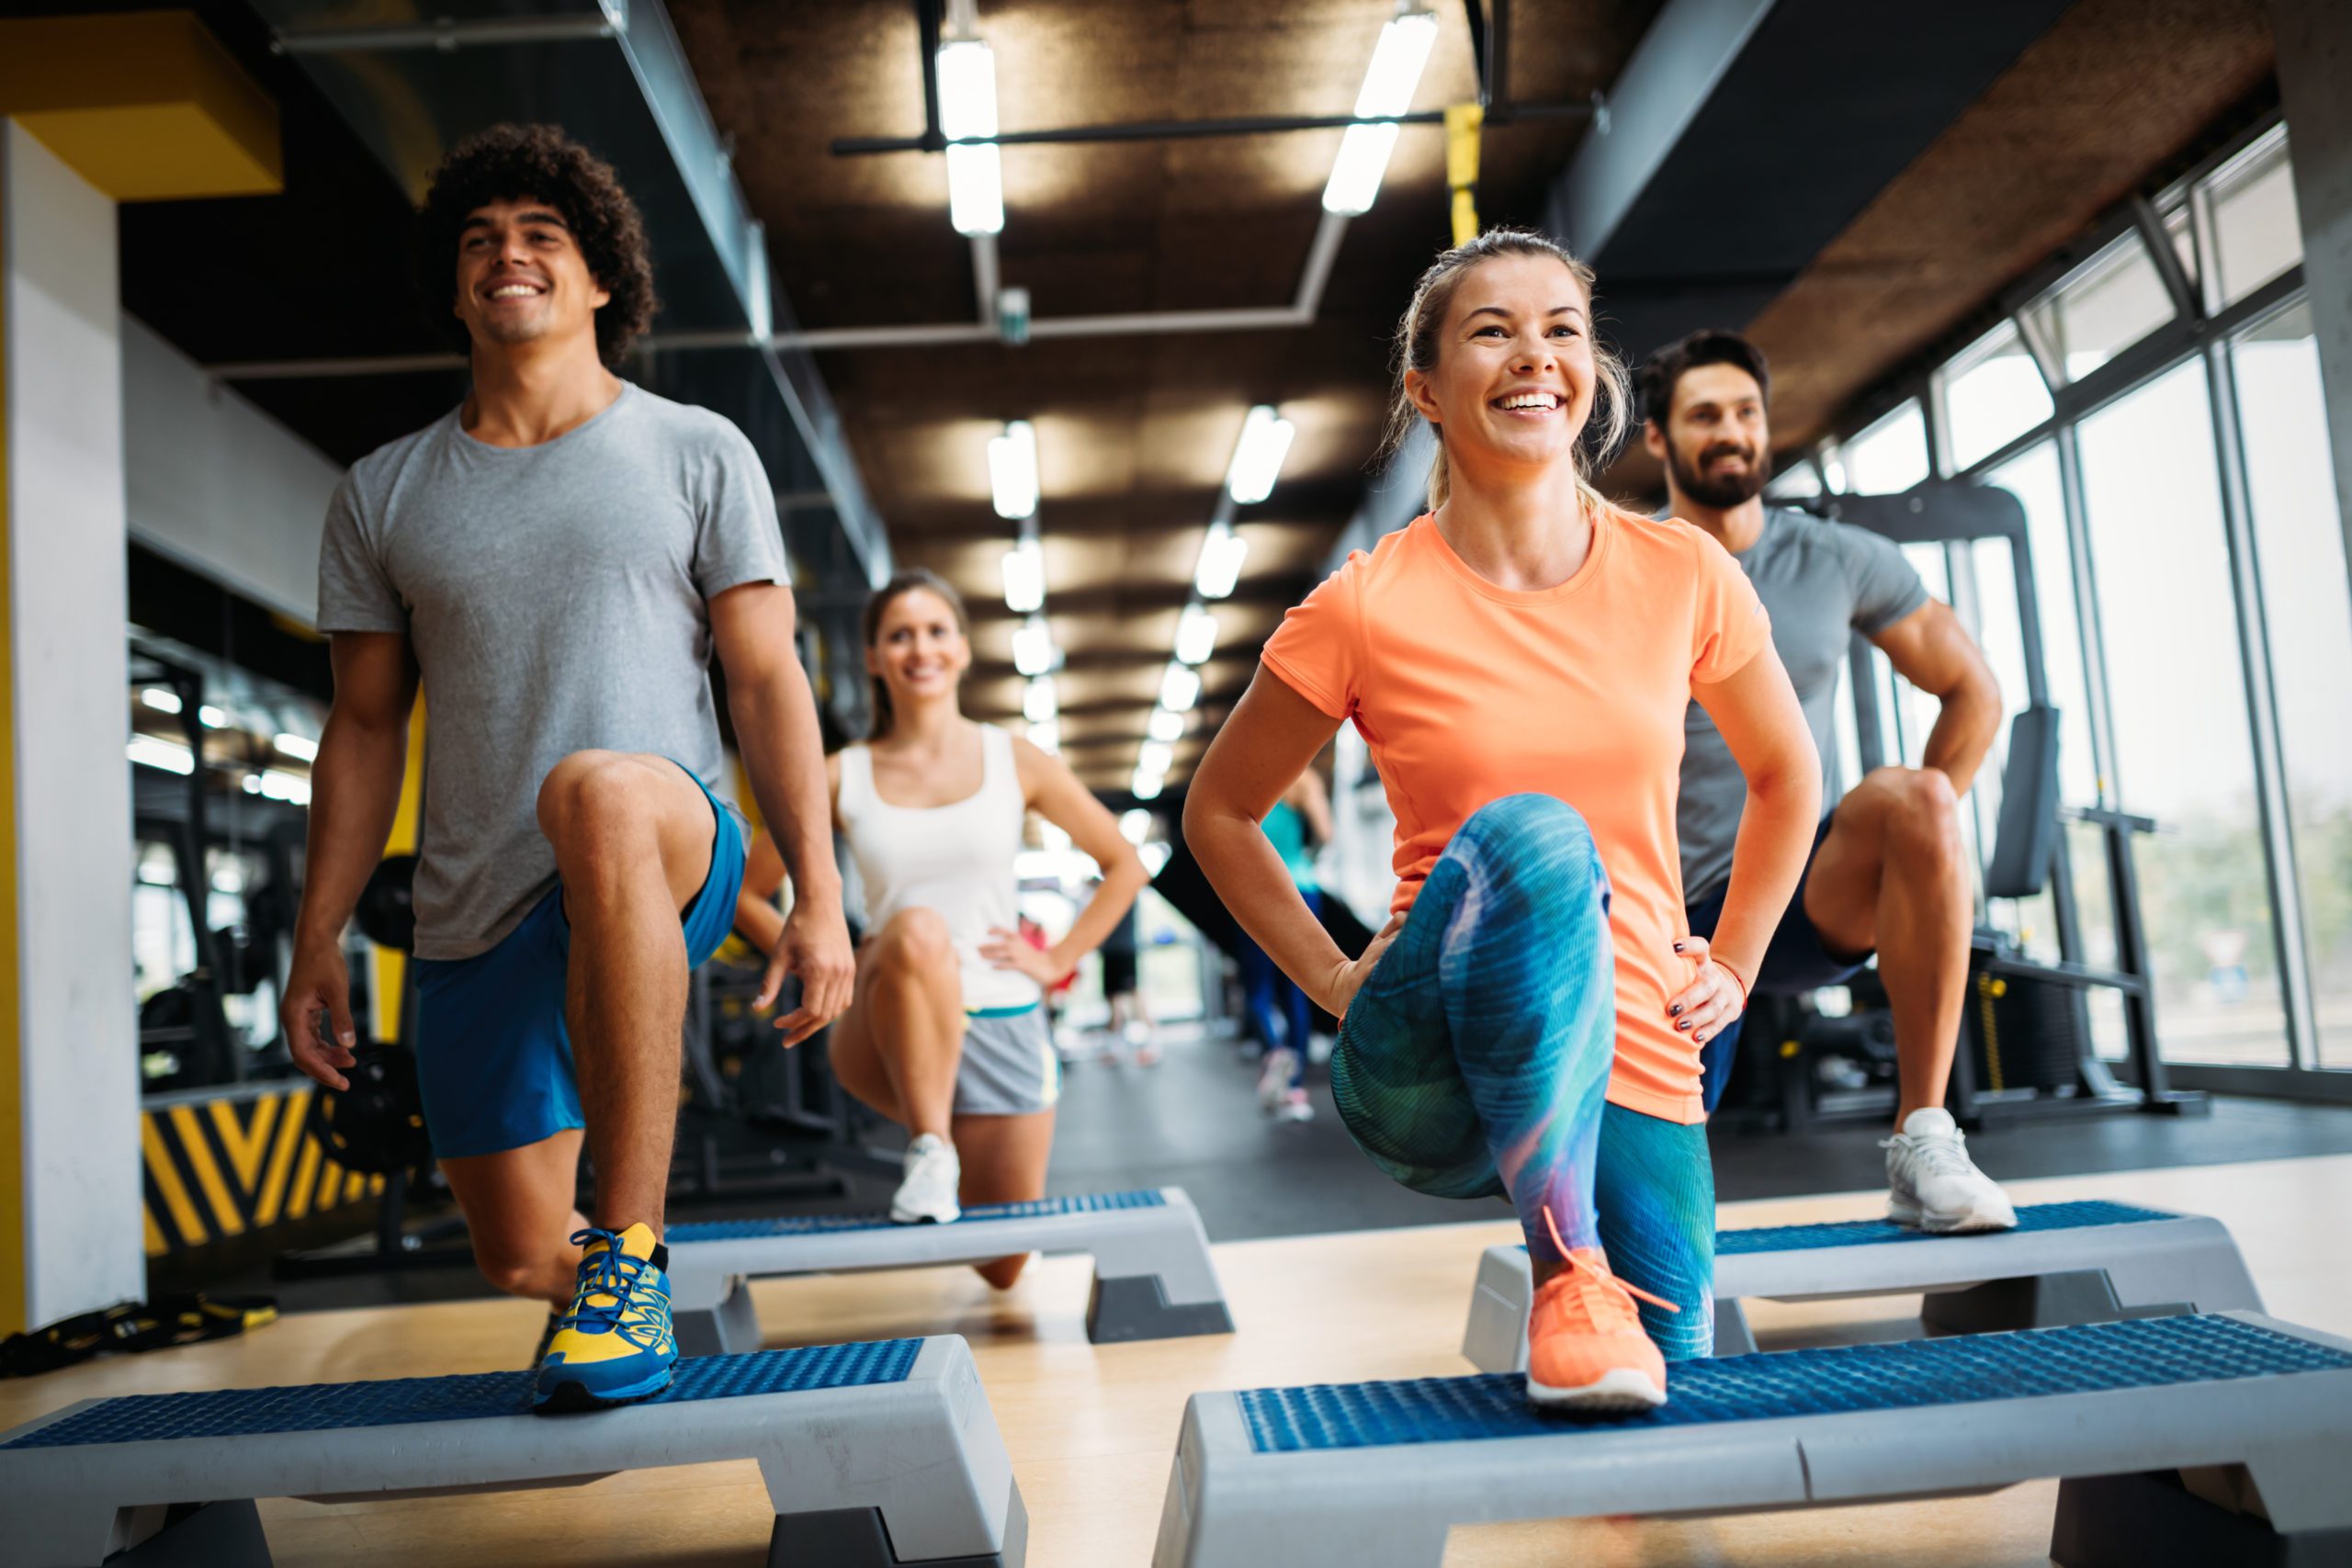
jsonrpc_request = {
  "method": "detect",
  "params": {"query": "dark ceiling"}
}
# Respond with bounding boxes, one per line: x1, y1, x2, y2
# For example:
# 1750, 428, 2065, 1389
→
82, 0, 2280, 794
668, 0, 1663, 788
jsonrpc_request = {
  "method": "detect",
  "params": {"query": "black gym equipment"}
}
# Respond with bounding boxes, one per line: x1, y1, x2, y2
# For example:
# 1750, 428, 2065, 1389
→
1721, 483, 2204, 1131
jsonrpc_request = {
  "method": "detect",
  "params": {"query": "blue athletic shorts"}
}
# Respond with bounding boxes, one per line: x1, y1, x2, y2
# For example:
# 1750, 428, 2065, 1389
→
413, 765, 748, 1159
1686, 810, 1871, 1113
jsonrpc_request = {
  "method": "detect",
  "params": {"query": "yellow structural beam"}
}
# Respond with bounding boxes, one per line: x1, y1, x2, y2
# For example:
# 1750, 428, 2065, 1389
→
0, 12, 279, 201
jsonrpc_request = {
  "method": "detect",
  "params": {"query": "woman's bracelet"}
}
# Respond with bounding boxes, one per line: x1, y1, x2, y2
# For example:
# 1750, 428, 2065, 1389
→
1715, 958, 1751, 1010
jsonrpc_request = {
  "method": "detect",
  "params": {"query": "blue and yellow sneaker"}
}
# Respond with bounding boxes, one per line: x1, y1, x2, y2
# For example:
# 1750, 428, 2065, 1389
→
532, 1223, 677, 1413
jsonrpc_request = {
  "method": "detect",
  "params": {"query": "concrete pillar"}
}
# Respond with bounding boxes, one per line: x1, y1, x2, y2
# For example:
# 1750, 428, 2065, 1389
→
0, 14, 277, 1335
2272, 0, 2352, 580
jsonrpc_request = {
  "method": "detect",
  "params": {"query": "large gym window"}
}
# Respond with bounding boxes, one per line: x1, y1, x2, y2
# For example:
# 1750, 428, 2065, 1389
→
2231, 299, 2352, 1071
1839, 112, 2345, 1091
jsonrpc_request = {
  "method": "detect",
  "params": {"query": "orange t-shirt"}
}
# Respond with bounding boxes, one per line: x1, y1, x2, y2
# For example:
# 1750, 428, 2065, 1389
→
1260, 508, 1770, 1123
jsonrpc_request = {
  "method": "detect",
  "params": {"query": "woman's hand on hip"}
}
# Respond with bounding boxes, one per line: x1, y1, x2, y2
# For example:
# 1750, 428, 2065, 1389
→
1322, 912, 1406, 1020
1665, 934, 1747, 1045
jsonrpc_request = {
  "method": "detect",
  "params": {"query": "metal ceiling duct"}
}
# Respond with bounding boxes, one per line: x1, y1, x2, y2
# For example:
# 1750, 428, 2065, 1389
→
243, 0, 889, 592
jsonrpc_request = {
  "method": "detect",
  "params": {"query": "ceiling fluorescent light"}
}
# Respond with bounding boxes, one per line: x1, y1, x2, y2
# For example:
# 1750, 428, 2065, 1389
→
1148, 707, 1185, 743
1159, 661, 1202, 713
1320, 8, 1434, 215
1028, 718, 1060, 753
1355, 8, 1439, 118
1226, 404, 1295, 505
1321, 122, 1399, 215
938, 39, 1005, 235
139, 687, 182, 715
1023, 676, 1058, 724
1119, 808, 1152, 844
1131, 769, 1165, 802
127, 737, 194, 776
1012, 615, 1057, 677
273, 731, 318, 762
1138, 739, 1174, 779
1193, 522, 1250, 600
1174, 604, 1219, 666
1001, 535, 1045, 613
989, 420, 1038, 520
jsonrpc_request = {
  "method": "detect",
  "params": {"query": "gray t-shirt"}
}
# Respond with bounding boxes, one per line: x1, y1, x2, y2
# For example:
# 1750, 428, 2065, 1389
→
1677, 505, 1928, 901
317, 384, 787, 960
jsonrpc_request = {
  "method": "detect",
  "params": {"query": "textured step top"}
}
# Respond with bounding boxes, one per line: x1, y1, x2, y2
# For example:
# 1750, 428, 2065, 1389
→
1239, 1314, 2348, 1453
670, 1188, 1169, 1243
1715, 1199, 2179, 1257
2, 1338, 922, 1450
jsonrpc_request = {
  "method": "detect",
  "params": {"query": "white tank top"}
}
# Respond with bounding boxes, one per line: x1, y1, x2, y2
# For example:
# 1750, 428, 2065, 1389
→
837, 723, 1039, 1013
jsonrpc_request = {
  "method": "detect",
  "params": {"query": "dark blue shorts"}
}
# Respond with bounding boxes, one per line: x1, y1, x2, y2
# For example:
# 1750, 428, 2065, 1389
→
1686, 811, 1871, 1113
413, 765, 748, 1159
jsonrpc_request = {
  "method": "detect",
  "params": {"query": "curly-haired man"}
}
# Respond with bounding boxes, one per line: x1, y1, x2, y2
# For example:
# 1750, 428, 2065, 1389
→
281, 125, 854, 1411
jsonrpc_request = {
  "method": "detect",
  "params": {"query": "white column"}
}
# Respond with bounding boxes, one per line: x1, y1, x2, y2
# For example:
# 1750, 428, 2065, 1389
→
2, 121, 142, 1325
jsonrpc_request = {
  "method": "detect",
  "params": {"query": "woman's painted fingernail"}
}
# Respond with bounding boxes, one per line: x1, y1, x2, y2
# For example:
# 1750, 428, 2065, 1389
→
1693, 1032, 1708, 1044
1673, 942, 1684, 952
1668, 1003, 1682, 1016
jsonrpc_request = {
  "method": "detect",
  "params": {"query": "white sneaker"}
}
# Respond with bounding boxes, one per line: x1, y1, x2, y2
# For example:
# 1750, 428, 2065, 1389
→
889, 1133, 962, 1224
1257, 1046, 1298, 1112
1883, 1108, 2017, 1233
1275, 1089, 1315, 1124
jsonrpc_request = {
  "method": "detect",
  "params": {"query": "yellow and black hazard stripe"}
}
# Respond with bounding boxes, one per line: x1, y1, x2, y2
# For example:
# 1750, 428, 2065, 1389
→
141, 1085, 383, 1257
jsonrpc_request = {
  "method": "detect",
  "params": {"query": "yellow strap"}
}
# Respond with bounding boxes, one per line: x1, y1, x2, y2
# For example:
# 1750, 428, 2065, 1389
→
1444, 103, 1484, 244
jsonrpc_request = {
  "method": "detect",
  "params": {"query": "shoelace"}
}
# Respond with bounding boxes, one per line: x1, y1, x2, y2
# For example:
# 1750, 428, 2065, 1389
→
556, 1228, 670, 1351
1882, 1129, 1976, 1179
1541, 1206, 1679, 1314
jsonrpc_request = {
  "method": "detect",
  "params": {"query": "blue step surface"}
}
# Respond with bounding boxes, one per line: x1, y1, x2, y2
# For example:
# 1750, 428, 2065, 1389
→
3, 1338, 922, 1450
1717, 1199, 2176, 1256
671, 1188, 1168, 1243
1240, 1314, 2351, 1453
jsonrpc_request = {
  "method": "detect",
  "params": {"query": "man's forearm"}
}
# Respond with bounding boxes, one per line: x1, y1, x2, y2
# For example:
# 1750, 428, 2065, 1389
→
297, 717, 411, 944
730, 667, 842, 911
1920, 679, 2003, 797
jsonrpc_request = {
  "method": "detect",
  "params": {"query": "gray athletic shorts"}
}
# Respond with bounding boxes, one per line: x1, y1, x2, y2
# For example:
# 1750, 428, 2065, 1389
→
954, 1004, 1060, 1116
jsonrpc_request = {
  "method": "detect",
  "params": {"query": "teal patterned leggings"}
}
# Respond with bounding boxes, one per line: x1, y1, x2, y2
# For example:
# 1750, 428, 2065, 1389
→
1330, 794, 1717, 1359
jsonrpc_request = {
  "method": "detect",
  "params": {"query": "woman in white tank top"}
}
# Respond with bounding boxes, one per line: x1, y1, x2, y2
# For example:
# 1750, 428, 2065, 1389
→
734, 570, 1149, 1280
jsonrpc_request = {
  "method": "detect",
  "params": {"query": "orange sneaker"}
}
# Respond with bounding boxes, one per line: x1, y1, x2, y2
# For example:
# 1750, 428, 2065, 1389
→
1523, 1206, 1677, 1413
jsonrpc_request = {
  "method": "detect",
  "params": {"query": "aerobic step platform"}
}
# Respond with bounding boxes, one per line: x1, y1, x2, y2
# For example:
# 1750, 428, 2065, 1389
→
666, 1186, 1232, 1354
1461, 1200, 2261, 1370
0, 1336, 1025, 1568
1154, 1313, 2352, 1568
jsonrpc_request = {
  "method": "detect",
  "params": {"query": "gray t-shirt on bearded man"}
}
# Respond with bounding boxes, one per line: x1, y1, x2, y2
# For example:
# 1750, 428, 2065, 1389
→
316, 384, 787, 961
1675, 504, 1928, 903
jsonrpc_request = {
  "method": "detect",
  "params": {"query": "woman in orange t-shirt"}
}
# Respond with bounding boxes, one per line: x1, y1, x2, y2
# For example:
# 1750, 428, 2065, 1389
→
1185, 230, 1820, 1413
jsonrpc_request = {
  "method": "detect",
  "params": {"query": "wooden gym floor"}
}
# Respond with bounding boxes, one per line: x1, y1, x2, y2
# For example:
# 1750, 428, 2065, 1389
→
6, 1153, 2347, 1566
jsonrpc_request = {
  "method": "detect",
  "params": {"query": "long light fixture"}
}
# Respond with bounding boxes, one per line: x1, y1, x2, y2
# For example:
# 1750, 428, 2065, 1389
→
1119, 808, 1152, 845
139, 687, 182, 716
1028, 718, 1060, 753
938, 39, 1004, 235
1159, 661, 1202, 713
989, 419, 1038, 521
1225, 404, 1295, 505
1001, 534, 1045, 614
1023, 676, 1058, 724
273, 731, 319, 762
1148, 706, 1185, 744
1193, 521, 1250, 600
1321, 6, 1438, 215
128, 737, 194, 775
1012, 615, 1057, 677
1174, 604, 1219, 666
1131, 769, 1165, 802
1138, 739, 1174, 779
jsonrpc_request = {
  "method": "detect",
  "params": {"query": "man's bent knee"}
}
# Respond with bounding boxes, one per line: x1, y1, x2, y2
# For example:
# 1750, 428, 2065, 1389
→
1875, 768, 1963, 874
537, 750, 658, 850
